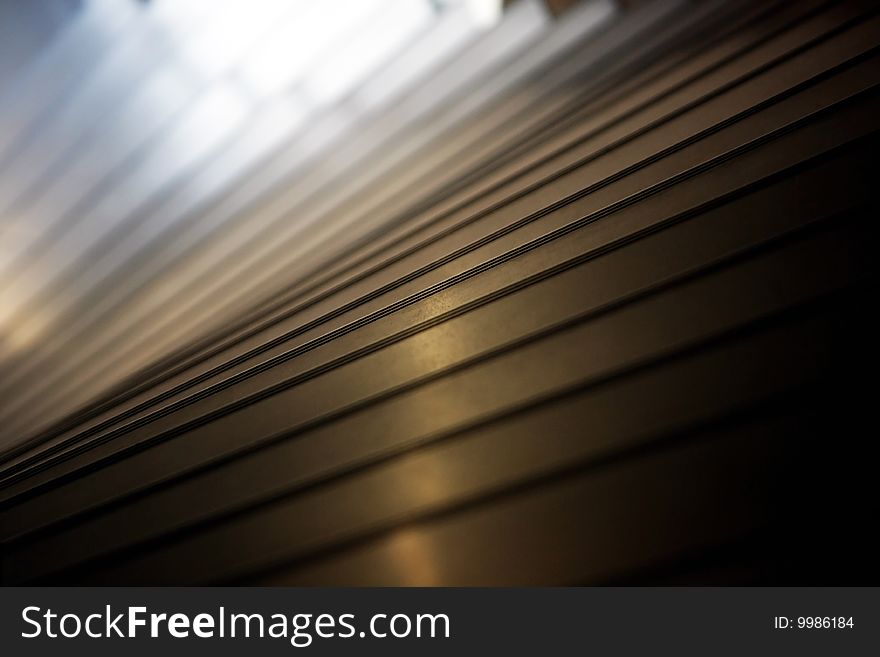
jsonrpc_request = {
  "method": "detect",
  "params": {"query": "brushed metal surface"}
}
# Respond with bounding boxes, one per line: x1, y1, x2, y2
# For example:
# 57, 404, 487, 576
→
1, 0, 876, 586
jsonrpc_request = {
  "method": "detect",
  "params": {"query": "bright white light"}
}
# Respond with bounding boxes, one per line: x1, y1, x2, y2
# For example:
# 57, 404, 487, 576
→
148, 82, 251, 171
248, 93, 309, 143
236, 0, 385, 97
148, 0, 220, 41
303, 0, 434, 105
463, 0, 504, 26
167, 0, 302, 80
353, 3, 486, 112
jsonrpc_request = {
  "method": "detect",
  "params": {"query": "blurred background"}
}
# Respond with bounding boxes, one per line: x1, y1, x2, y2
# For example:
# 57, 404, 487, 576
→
0, 0, 876, 584
0, 0, 617, 447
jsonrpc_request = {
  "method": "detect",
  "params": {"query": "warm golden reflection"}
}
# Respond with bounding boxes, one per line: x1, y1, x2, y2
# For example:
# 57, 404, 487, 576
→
380, 528, 443, 586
